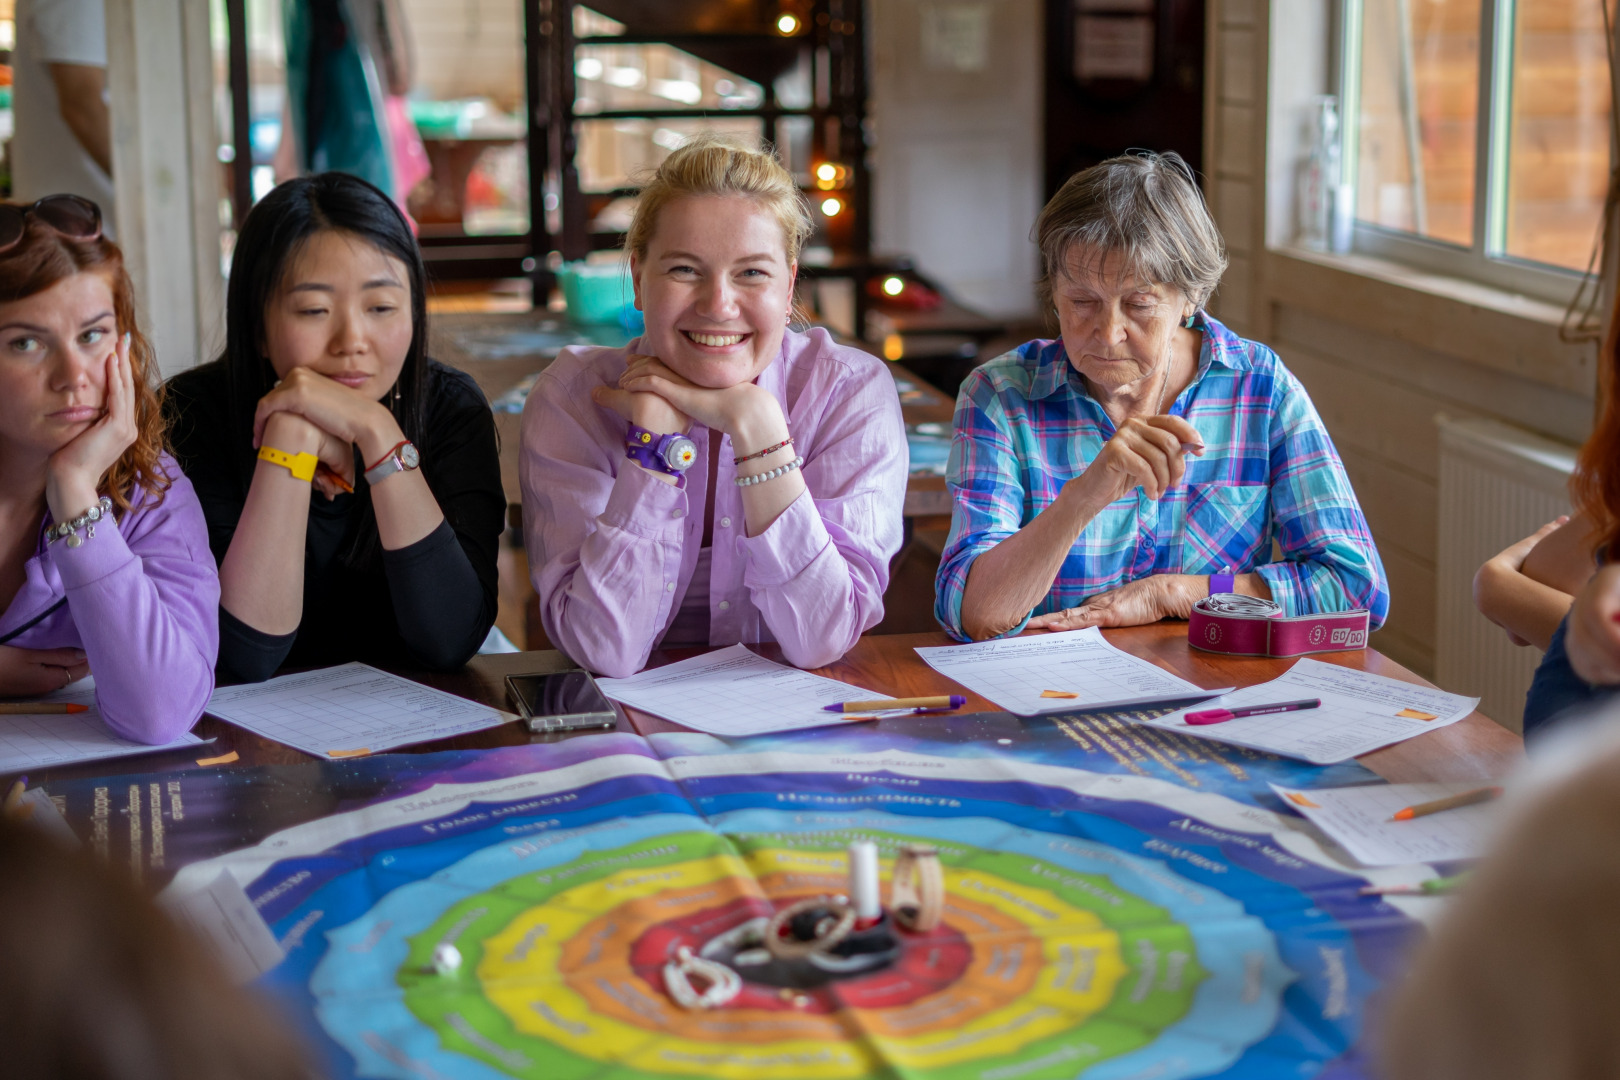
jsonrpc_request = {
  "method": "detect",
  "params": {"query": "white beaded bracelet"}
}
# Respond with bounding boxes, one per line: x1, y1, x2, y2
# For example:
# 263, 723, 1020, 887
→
734, 454, 804, 488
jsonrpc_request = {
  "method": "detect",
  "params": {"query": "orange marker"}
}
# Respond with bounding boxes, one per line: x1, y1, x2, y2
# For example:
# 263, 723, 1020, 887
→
317, 464, 354, 494
1392, 786, 1502, 821
0, 702, 88, 714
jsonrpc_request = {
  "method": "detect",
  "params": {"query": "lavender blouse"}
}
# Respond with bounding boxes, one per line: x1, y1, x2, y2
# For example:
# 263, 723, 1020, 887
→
0, 455, 220, 743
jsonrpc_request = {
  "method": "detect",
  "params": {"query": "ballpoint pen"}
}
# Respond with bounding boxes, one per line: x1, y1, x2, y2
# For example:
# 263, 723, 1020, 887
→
1184, 698, 1321, 726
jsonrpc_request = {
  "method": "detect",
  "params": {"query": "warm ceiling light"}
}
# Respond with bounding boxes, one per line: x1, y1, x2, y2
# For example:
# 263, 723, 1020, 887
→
883, 333, 903, 361
882, 276, 904, 296
777, 13, 799, 34
820, 197, 843, 217
815, 162, 837, 182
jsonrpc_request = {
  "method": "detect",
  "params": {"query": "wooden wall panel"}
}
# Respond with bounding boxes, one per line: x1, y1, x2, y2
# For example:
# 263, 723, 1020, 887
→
1373, 544, 1438, 675
1337, 445, 1438, 563
1271, 305, 1593, 445
1281, 345, 1451, 476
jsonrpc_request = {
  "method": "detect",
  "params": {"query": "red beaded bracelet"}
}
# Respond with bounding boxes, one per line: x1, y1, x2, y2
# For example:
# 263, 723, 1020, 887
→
732, 437, 793, 466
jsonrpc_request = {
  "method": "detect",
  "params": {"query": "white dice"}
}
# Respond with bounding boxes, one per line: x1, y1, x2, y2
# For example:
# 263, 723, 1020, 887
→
432, 942, 462, 976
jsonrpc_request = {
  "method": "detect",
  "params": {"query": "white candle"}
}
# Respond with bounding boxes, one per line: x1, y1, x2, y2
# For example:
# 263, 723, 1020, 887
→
848, 840, 881, 920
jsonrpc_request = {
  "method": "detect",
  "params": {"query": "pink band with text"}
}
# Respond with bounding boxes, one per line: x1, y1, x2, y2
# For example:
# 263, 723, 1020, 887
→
1188, 594, 1369, 658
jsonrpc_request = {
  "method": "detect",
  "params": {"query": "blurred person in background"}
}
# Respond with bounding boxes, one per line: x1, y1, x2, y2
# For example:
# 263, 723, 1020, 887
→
0, 818, 315, 1079
1379, 717, 1620, 1079
10, 0, 115, 236
280, 0, 426, 218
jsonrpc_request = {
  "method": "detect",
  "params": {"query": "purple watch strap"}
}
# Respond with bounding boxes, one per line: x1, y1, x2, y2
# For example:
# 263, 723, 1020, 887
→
625, 424, 688, 488
1210, 571, 1235, 596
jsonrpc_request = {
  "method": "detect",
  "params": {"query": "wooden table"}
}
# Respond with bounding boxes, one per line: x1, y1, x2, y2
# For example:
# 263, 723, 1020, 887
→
20, 625, 1521, 791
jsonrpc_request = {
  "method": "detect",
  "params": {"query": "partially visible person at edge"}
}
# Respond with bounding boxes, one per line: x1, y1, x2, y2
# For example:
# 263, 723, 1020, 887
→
0, 195, 217, 743
1474, 283, 1620, 736
520, 135, 907, 677
936, 151, 1388, 641
0, 819, 315, 1079
165, 172, 504, 683
1379, 719, 1620, 1080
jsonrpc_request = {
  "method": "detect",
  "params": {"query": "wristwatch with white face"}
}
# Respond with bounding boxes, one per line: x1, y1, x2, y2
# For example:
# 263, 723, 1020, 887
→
625, 424, 697, 487
364, 440, 421, 486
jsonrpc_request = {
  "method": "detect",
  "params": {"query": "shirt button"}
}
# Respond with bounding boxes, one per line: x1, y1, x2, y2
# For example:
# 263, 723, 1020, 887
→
719, 600, 730, 611
720, 516, 732, 528
666, 582, 676, 592
672, 508, 684, 519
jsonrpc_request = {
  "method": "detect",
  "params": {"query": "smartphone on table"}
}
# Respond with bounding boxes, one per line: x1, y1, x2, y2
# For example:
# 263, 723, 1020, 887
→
505, 670, 619, 734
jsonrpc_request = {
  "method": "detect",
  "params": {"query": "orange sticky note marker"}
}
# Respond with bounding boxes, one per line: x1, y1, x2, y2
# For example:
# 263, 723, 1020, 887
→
1285, 792, 1321, 808
1396, 708, 1440, 721
1040, 690, 1080, 699
328, 748, 372, 759
195, 750, 239, 767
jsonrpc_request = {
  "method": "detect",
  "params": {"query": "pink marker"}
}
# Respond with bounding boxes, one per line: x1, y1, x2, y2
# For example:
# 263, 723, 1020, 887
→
1184, 697, 1321, 726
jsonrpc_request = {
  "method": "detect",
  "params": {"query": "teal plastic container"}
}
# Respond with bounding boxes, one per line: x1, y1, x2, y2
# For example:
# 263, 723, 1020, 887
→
557, 261, 634, 325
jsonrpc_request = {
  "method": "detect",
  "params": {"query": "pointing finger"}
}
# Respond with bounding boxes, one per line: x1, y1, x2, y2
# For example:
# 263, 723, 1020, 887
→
1146, 413, 1204, 450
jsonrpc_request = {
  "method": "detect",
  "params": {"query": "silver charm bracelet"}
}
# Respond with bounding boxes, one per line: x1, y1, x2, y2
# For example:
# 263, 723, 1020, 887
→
47, 496, 113, 549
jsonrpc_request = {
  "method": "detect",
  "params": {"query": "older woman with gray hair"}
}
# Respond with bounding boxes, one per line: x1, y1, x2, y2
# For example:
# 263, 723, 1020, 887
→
935, 151, 1388, 640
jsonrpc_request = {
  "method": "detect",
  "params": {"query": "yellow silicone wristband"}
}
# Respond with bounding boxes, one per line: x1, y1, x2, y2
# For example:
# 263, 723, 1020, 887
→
258, 445, 318, 482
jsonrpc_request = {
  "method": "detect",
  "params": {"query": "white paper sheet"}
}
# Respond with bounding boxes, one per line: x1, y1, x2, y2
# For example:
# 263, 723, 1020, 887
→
1144, 658, 1480, 764
161, 870, 285, 983
595, 644, 890, 736
0, 682, 205, 774
15, 786, 79, 845
1270, 781, 1501, 866
914, 627, 1221, 715
204, 663, 514, 759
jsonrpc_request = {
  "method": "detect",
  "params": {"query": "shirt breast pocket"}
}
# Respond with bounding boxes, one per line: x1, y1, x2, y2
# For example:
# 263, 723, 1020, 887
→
1181, 483, 1271, 571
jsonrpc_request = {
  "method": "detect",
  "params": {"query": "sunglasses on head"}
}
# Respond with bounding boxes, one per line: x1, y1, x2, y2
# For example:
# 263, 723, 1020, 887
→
0, 195, 103, 255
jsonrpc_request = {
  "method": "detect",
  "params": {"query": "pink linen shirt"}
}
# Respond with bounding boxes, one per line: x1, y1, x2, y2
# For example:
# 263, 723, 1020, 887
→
520, 326, 908, 677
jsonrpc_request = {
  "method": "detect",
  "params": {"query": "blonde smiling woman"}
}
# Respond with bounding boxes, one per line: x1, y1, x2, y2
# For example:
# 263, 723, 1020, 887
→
520, 136, 908, 677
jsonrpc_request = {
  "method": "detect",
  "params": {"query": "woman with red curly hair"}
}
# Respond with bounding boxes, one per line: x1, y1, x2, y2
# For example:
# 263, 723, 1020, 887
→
0, 196, 218, 743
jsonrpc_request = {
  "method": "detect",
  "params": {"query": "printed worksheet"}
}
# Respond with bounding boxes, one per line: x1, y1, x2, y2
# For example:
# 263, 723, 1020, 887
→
595, 644, 891, 736
1144, 658, 1480, 764
0, 682, 205, 774
204, 664, 514, 758
1270, 781, 1502, 866
914, 627, 1222, 715
161, 870, 285, 984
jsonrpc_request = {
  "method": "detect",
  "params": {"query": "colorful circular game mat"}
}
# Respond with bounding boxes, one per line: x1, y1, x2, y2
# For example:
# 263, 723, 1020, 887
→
173, 734, 1419, 1079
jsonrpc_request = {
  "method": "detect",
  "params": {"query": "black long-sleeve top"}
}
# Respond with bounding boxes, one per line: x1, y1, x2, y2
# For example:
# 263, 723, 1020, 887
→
164, 358, 505, 682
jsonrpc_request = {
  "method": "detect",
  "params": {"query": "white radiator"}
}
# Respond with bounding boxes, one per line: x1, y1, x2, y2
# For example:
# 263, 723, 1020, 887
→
1436, 416, 1578, 733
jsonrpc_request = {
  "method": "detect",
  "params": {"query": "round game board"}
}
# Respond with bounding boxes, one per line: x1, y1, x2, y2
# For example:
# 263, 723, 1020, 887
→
187, 740, 1412, 1079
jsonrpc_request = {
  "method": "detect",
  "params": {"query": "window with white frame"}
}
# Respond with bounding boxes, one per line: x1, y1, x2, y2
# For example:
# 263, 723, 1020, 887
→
1339, 0, 1615, 303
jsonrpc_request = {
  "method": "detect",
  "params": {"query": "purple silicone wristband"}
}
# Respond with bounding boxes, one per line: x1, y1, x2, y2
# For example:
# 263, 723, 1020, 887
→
1210, 571, 1235, 596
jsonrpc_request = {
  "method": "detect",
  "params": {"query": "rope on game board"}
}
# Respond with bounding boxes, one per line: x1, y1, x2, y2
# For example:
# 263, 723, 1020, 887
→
663, 946, 742, 1010
765, 895, 857, 959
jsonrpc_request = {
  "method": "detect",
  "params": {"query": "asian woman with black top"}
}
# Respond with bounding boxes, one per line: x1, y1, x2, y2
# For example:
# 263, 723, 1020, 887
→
164, 172, 504, 682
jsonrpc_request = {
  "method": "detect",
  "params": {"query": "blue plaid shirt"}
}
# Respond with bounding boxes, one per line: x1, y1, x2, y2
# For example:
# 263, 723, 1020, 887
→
935, 312, 1389, 640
